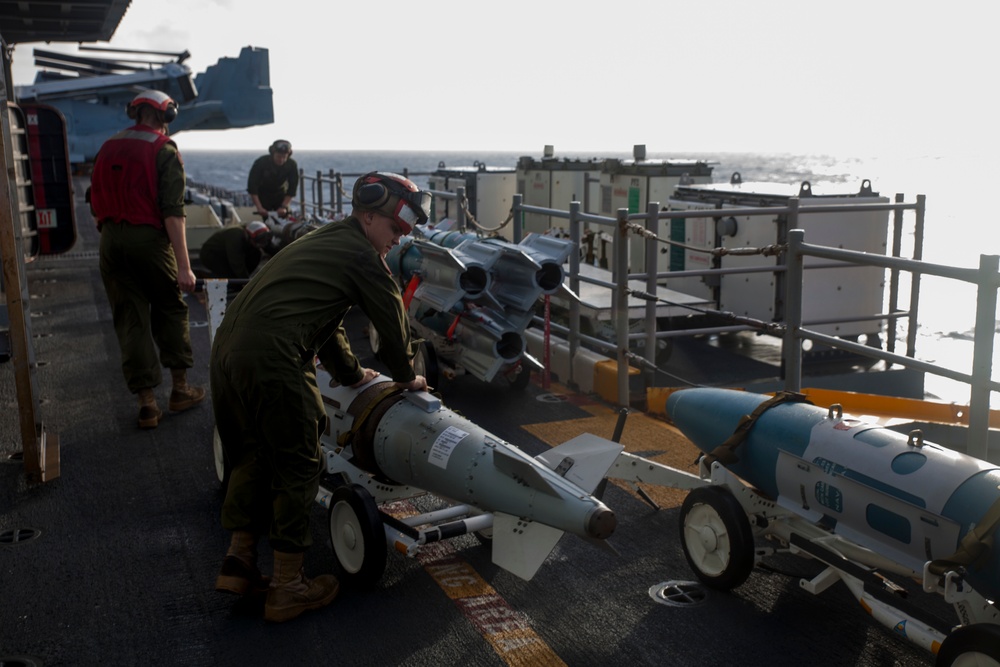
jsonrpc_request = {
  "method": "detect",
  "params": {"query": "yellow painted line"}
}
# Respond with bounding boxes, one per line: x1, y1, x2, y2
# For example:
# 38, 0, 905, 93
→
384, 501, 567, 667
520, 381, 701, 510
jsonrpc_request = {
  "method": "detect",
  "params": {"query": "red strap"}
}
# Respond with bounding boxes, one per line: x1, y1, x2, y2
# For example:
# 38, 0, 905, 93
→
402, 275, 420, 309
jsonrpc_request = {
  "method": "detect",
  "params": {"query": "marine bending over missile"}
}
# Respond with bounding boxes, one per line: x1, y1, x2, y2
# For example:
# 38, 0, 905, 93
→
209, 171, 432, 623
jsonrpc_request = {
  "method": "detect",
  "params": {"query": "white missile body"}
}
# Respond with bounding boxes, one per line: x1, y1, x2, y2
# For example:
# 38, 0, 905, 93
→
665, 387, 1000, 662
317, 368, 622, 582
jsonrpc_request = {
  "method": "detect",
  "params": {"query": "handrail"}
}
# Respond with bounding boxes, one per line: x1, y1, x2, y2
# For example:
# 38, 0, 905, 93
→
785, 229, 998, 460
516, 191, 998, 460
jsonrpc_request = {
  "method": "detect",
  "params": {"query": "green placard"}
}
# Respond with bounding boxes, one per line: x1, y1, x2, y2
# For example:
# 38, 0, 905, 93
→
628, 187, 640, 213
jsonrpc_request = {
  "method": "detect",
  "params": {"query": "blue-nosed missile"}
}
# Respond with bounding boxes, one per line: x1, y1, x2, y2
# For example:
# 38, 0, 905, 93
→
666, 387, 1000, 602
320, 369, 622, 579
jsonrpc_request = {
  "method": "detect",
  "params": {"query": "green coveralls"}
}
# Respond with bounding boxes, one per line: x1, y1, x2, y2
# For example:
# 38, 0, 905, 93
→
211, 216, 415, 552
199, 226, 262, 279
246, 154, 299, 212
97, 143, 193, 392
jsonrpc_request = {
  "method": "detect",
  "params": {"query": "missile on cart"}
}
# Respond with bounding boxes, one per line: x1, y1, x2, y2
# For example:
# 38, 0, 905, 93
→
666, 387, 1000, 602
321, 370, 622, 580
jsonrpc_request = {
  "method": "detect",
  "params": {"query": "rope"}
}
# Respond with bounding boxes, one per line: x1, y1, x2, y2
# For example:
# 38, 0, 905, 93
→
625, 288, 786, 335
461, 196, 512, 234
623, 222, 786, 258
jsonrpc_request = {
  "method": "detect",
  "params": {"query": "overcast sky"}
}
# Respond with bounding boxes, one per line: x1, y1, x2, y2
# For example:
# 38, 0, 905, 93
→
10, 0, 999, 157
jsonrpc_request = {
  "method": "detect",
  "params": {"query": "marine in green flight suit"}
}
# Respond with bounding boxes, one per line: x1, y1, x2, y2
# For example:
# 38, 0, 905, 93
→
211, 171, 432, 623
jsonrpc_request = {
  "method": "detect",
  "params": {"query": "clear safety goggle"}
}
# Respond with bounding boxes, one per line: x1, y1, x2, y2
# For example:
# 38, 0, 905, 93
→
388, 189, 431, 234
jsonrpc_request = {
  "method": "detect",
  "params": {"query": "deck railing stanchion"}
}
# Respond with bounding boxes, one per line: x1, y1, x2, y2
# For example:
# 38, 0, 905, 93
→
784, 228, 805, 392
967, 253, 999, 459
644, 201, 660, 388
614, 208, 630, 407
568, 201, 582, 390
887, 193, 904, 357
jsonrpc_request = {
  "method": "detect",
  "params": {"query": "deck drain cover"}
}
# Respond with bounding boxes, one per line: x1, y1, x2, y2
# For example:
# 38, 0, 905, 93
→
0, 528, 42, 545
0, 656, 44, 666
648, 580, 707, 607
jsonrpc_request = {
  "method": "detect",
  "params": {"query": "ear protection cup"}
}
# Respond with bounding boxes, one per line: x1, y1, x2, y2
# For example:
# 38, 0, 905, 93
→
126, 97, 178, 124
269, 140, 293, 157
355, 182, 390, 209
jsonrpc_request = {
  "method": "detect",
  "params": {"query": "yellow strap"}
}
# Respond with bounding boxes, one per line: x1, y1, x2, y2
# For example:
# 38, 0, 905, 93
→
928, 493, 1000, 575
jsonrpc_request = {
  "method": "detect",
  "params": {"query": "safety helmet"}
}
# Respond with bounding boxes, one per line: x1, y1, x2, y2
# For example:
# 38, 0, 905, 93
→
351, 171, 430, 235
269, 139, 292, 156
245, 220, 271, 247
127, 90, 178, 124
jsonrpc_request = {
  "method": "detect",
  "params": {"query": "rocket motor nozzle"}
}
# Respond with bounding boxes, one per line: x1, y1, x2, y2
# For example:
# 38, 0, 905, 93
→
586, 506, 617, 539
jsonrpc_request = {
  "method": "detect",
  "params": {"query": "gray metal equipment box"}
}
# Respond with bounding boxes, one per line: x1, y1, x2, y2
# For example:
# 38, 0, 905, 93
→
666, 176, 889, 339
428, 165, 517, 229
599, 154, 714, 273
516, 152, 603, 236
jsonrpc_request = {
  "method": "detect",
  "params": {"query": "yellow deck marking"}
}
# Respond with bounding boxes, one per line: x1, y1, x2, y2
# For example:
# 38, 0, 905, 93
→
521, 382, 701, 509
384, 502, 567, 667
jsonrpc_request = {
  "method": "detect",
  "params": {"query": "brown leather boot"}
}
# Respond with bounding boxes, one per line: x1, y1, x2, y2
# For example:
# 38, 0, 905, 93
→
215, 530, 269, 595
264, 551, 339, 623
137, 388, 162, 429
168, 368, 206, 412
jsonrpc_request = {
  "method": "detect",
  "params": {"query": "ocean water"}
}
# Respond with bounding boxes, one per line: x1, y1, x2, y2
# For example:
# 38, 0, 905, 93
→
181, 148, 999, 405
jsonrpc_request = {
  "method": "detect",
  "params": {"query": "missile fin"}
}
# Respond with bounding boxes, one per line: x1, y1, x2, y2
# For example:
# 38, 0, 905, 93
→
520, 351, 544, 373
493, 446, 562, 497
535, 434, 625, 495
580, 534, 621, 557
552, 281, 582, 304
414, 241, 468, 270
491, 512, 564, 580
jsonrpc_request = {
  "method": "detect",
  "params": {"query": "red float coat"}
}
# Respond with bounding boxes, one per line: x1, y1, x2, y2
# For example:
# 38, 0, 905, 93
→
91, 125, 174, 229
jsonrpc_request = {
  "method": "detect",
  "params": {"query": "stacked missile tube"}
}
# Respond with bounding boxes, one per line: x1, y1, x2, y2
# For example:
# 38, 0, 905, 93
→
385, 224, 575, 383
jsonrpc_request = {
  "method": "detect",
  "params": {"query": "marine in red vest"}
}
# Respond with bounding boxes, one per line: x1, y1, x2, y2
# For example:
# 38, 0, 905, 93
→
91, 90, 205, 429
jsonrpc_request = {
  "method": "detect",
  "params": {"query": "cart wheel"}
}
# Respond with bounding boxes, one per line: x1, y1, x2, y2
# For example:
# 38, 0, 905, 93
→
679, 485, 755, 590
328, 484, 387, 589
414, 341, 439, 389
502, 363, 531, 391
936, 624, 1000, 667
212, 426, 230, 493
368, 324, 381, 357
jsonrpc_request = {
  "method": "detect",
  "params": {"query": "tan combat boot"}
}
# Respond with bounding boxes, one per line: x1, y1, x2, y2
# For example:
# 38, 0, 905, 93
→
264, 551, 339, 623
137, 388, 162, 429
168, 368, 206, 412
215, 530, 269, 595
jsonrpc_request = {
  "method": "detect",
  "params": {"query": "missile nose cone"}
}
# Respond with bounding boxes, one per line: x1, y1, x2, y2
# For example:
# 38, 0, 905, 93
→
586, 506, 617, 539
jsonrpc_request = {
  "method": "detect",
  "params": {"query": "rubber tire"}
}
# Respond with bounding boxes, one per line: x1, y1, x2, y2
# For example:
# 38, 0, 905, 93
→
679, 485, 755, 590
413, 341, 439, 389
328, 484, 387, 589
500, 362, 531, 391
212, 426, 230, 494
368, 324, 381, 357
936, 624, 1000, 667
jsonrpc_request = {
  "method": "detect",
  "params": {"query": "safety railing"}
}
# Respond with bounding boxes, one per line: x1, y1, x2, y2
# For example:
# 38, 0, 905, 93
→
296, 168, 442, 221
209, 167, 998, 458
507, 193, 997, 460
784, 228, 999, 460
